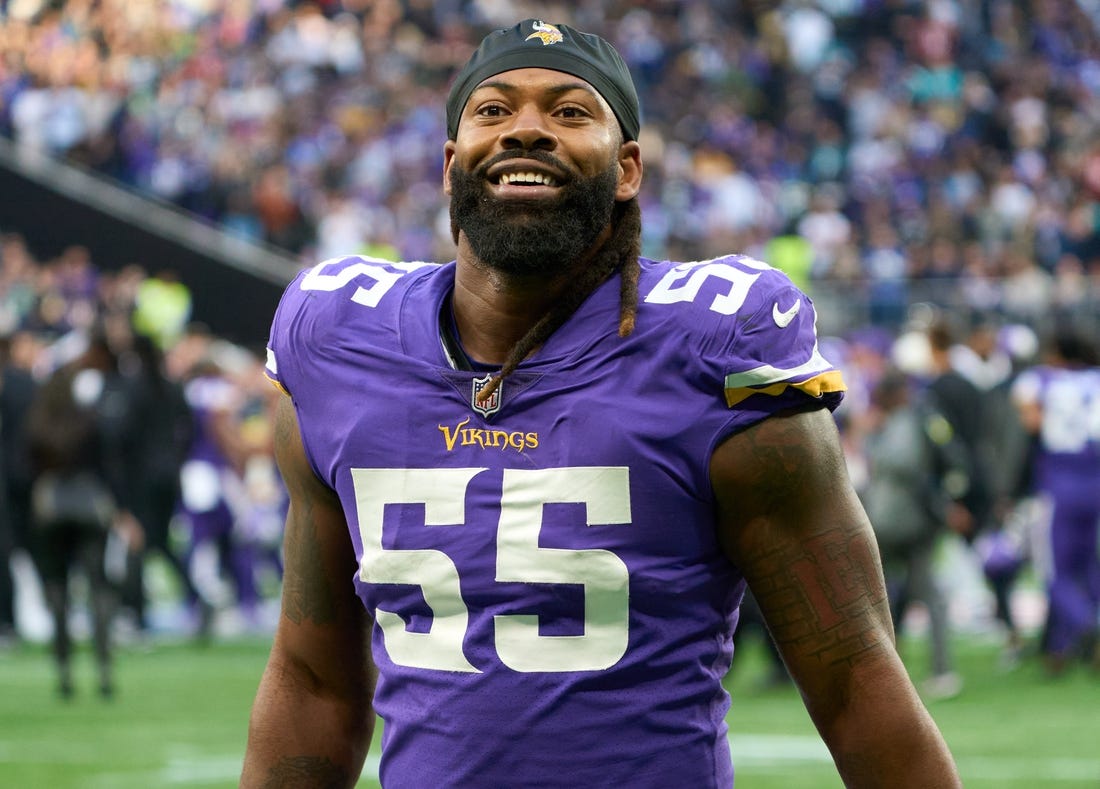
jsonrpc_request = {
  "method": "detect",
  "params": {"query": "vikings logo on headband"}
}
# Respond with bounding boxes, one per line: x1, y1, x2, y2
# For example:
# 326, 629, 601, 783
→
525, 21, 564, 46
445, 19, 642, 141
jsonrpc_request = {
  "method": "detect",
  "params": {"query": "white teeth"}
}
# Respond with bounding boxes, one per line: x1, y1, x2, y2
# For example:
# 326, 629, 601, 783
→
500, 172, 555, 186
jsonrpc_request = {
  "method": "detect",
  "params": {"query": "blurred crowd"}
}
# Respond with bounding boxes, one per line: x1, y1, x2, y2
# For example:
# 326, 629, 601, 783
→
1, 0, 1098, 697
2, 0, 1100, 332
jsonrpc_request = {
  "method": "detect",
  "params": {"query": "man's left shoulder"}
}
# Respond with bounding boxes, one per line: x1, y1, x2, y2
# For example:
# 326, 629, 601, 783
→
638, 255, 803, 328
635, 255, 843, 409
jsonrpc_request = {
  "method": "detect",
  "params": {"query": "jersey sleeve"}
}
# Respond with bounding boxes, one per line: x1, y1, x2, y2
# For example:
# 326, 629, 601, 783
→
678, 257, 845, 438
641, 255, 846, 438
721, 272, 846, 412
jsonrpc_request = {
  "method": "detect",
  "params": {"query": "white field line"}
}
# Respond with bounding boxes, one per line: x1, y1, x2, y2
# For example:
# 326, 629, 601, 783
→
725, 735, 1100, 783
2, 739, 1096, 786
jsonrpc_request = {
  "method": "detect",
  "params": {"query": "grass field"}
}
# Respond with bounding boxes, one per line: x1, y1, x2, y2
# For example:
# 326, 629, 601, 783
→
1, 630, 1097, 788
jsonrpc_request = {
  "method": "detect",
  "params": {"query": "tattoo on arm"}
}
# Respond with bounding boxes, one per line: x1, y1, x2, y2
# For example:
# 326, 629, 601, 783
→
724, 412, 893, 669
749, 530, 889, 669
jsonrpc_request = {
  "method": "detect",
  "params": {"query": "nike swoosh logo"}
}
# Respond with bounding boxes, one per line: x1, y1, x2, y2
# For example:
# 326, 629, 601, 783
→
772, 299, 801, 328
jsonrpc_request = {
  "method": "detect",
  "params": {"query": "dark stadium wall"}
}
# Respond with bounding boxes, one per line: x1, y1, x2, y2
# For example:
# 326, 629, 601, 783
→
0, 161, 295, 349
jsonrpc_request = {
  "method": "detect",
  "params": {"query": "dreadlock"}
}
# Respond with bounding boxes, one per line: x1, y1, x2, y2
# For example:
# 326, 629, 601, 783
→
475, 197, 642, 405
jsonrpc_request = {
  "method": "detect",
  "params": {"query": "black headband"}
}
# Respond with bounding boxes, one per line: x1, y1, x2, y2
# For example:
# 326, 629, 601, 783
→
446, 19, 641, 141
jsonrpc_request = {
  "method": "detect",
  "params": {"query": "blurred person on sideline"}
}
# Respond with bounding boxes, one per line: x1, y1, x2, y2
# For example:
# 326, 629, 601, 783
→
25, 331, 142, 698
0, 331, 40, 644
118, 332, 203, 636
1010, 324, 1100, 675
924, 318, 995, 542
241, 20, 960, 788
861, 367, 971, 700
178, 342, 253, 634
955, 320, 1037, 667
214, 342, 285, 632
921, 317, 1024, 659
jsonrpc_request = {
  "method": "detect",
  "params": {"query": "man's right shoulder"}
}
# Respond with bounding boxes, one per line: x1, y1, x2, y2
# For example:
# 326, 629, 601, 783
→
266, 255, 445, 392
279, 255, 442, 323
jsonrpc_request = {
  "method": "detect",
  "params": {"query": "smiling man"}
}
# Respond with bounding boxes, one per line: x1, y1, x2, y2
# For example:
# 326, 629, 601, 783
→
241, 19, 960, 788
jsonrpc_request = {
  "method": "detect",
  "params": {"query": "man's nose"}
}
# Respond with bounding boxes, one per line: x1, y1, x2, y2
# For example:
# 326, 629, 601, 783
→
502, 106, 557, 150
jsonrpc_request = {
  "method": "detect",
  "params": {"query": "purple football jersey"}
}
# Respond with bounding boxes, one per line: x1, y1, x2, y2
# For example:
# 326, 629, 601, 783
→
265, 254, 845, 788
1011, 365, 1100, 486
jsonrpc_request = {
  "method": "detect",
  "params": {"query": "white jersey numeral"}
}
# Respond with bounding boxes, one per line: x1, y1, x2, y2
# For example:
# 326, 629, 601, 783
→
1040, 377, 1100, 453
495, 468, 631, 672
300, 257, 432, 307
353, 468, 482, 672
644, 259, 762, 315
350, 467, 632, 673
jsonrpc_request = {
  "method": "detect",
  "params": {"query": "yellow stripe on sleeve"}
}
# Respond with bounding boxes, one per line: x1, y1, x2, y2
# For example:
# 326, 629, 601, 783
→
724, 370, 846, 408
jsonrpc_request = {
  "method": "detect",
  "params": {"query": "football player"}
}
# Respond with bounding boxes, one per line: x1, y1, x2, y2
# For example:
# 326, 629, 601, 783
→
242, 19, 960, 788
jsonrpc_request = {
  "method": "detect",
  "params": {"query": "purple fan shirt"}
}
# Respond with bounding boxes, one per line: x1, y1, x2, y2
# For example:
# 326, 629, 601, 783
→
265, 254, 845, 788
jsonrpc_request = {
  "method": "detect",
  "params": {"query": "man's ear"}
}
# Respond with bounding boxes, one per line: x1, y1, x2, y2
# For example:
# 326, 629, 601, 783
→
616, 140, 643, 201
442, 140, 456, 195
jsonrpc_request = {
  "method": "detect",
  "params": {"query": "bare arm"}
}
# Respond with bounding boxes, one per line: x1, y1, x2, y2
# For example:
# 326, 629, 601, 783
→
712, 408, 961, 787
1014, 397, 1042, 436
209, 406, 249, 475
241, 395, 375, 788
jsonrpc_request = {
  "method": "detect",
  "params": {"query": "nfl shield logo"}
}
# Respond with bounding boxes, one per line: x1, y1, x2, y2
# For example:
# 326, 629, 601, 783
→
471, 373, 502, 417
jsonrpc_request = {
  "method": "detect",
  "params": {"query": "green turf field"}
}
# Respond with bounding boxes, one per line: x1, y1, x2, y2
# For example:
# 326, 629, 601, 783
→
1, 633, 1097, 787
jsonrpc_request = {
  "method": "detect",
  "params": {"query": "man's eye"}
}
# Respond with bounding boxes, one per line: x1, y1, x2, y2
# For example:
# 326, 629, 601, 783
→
477, 104, 506, 117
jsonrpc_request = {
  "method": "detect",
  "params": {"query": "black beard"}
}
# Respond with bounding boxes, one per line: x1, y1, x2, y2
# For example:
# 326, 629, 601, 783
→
449, 151, 619, 276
